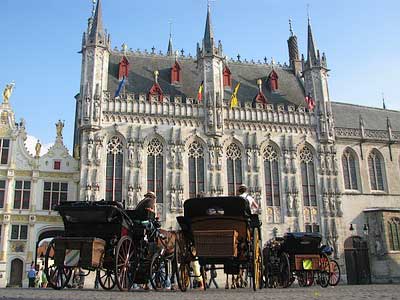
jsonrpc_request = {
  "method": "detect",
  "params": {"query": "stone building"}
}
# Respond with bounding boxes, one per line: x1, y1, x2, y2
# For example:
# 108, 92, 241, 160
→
0, 98, 79, 287
72, 0, 400, 282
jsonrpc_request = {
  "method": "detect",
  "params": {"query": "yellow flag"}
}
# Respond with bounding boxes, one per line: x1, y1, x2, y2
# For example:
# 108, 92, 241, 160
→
230, 82, 240, 109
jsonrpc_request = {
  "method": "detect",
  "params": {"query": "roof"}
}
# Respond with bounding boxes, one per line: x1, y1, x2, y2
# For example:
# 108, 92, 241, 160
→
107, 52, 306, 106
332, 102, 400, 131
363, 207, 400, 213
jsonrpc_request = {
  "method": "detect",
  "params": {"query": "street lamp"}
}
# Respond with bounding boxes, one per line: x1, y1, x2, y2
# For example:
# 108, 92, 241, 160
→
349, 223, 354, 235
363, 224, 369, 236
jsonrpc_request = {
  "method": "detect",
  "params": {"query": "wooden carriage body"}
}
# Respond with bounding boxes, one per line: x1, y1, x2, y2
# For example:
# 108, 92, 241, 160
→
177, 196, 260, 273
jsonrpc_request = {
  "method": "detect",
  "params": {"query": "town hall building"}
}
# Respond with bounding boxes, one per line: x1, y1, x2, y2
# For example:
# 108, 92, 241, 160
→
1, 0, 399, 287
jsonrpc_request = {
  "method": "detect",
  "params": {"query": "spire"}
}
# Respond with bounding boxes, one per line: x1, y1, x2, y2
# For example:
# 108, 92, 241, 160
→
287, 18, 300, 73
167, 21, 173, 56
89, 0, 104, 41
203, 4, 215, 54
307, 17, 318, 67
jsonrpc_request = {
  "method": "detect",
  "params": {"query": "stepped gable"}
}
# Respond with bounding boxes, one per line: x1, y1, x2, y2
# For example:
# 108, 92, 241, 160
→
108, 52, 306, 106
332, 102, 400, 131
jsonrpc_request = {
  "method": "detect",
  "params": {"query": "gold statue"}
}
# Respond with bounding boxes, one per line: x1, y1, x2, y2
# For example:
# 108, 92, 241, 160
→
2, 82, 15, 104
35, 140, 41, 158
56, 120, 64, 138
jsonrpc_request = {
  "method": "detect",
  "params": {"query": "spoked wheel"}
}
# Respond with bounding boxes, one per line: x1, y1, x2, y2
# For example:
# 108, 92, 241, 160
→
97, 268, 116, 290
44, 239, 72, 290
318, 253, 330, 288
329, 259, 341, 286
278, 252, 291, 288
150, 253, 168, 291
200, 265, 207, 291
175, 242, 190, 292
115, 235, 135, 291
298, 271, 314, 287
252, 227, 263, 291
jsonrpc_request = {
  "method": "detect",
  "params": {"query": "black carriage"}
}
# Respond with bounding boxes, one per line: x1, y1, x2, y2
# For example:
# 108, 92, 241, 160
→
176, 196, 263, 291
264, 232, 340, 288
44, 200, 166, 291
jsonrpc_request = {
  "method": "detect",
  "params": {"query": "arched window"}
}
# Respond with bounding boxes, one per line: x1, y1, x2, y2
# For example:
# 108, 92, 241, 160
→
300, 147, 316, 207
342, 149, 358, 190
368, 150, 384, 191
388, 217, 400, 251
263, 145, 280, 207
188, 141, 205, 198
226, 143, 242, 196
147, 138, 164, 203
106, 136, 123, 202
223, 66, 231, 87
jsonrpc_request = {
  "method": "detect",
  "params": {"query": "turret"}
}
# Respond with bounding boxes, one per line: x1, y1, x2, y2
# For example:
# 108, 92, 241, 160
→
287, 19, 302, 76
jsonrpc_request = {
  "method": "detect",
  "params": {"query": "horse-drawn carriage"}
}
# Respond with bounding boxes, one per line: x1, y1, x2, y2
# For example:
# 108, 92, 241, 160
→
44, 200, 175, 291
263, 232, 340, 288
176, 196, 263, 291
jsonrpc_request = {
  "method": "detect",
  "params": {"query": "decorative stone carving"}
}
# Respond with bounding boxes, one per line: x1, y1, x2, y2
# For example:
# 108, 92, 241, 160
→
287, 193, 294, 217
322, 193, 329, 217
93, 100, 100, 121
127, 185, 135, 209
283, 149, 290, 173
94, 140, 102, 166
87, 135, 94, 164
127, 142, 134, 167
246, 149, 252, 172
329, 195, 336, 217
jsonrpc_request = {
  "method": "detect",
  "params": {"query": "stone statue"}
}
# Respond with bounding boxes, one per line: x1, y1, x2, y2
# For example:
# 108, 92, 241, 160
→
246, 149, 252, 171
136, 144, 143, 167
2, 82, 15, 104
216, 147, 223, 167
209, 149, 215, 168
94, 141, 102, 163
84, 96, 90, 119
322, 194, 329, 216
169, 146, 176, 168
35, 140, 41, 157
93, 101, 100, 121
128, 143, 134, 163
283, 150, 290, 173
56, 120, 64, 138
127, 189, 134, 209
287, 193, 293, 216
329, 196, 336, 217
74, 144, 80, 159
207, 108, 213, 127
87, 139, 94, 162
170, 192, 176, 211
335, 196, 343, 217
216, 109, 222, 128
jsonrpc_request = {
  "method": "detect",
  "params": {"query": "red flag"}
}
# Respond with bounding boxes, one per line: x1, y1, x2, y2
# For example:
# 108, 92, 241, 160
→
305, 93, 315, 111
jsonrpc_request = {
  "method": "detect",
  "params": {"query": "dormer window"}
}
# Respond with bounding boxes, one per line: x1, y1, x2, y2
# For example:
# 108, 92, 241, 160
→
223, 66, 232, 87
268, 70, 279, 91
118, 56, 129, 80
171, 61, 181, 84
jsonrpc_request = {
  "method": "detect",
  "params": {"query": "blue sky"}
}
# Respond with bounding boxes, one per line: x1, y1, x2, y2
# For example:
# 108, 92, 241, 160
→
1, 0, 399, 152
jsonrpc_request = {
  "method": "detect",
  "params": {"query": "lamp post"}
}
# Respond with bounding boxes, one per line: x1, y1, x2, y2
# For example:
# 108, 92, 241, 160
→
349, 223, 355, 236
363, 224, 369, 237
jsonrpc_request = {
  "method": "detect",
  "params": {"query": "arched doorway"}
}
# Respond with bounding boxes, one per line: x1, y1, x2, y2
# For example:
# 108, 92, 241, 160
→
344, 236, 371, 284
9, 258, 23, 287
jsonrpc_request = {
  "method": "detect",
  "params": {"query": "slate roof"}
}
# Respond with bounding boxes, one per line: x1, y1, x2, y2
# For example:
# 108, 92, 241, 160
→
332, 102, 400, 131
107, 52, 306, 106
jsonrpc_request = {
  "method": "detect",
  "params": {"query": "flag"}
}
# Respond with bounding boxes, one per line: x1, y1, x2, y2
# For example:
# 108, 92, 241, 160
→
197, 81, 204, 102
230, 82, 240, 109
114, 76, 126, 98
305, 93, 315, 111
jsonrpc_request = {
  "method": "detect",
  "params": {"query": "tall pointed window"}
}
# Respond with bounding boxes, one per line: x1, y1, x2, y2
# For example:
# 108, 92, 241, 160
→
106, 137, 123, 202
147, 138, 164, 203
226, 143, 242, 196
171, 61, 181, 83
263, 145, 280, 207
0, 139, 10, 165
368, 150, 384, 191
300, 147, 316, 206
188, 141, 205, 198
342, 149, 358, 190
223, 66, 232, 87
388, 217, 400, 251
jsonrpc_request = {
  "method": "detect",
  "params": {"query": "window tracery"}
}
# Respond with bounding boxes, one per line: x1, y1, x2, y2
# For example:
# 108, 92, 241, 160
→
226, 143, 242, 196
106, 136, 123, 202
188, 141, 205, 198
147, 138, 164, 203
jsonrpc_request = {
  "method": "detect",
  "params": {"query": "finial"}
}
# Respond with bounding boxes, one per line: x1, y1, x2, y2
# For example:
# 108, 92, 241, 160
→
289, 19, 294, 36
307, 3, 311, 23
151, 46, 156, 54
121, 43, 128, 55
91, 0, 97, 17
169, 19, 173, 38
257, 79, 262, 91
237, 54, 241, 62
382, 92, 386, 109
154, 70, 159, 83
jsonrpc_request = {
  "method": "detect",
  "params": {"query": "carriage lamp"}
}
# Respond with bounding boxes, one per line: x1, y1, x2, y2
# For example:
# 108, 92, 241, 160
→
363, 224, 369, 236
349, 223, 354, 232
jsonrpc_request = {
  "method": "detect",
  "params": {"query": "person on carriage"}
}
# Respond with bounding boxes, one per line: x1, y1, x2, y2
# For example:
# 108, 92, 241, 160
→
135, 191, 157, 217
237, 184, 259, 214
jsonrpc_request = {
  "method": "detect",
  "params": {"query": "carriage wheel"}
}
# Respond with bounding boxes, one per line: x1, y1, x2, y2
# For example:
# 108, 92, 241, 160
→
175, 243, 190, 292
329, 260, 341, 286
298, 271, 314, 287
318, 253, 330, 288
150, 253, 168, 291
97, 268, 116, 290
115, 235, 135, 291
252, 227, 263, 291
44, 239, 72, 290
200, 265, 207, 291
278, 252, 290, 288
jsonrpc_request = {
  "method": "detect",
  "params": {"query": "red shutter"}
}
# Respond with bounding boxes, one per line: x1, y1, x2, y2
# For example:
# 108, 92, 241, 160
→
171, 61, 181, 83
118, 56, 130, 80
223, 66, 231, 87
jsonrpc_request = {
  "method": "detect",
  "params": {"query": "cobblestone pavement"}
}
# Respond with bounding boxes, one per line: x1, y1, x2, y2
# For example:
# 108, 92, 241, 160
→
1, 285, 399, 300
